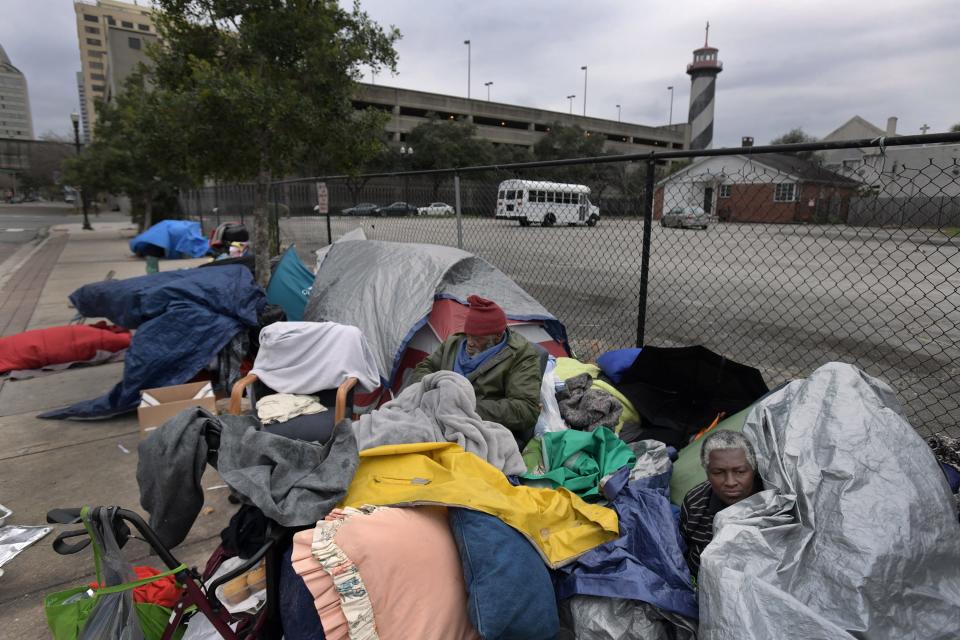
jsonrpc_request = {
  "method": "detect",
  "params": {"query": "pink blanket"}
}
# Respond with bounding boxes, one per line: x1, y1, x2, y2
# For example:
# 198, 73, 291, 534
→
291, 506, 479, 640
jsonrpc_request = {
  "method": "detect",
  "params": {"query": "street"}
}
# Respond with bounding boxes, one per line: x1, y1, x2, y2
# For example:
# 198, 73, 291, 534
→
277, 214, 960, 438
0, 202, 127, 269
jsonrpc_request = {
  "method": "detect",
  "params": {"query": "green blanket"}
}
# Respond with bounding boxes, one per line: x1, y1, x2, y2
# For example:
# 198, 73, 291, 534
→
521, 427, 636, 501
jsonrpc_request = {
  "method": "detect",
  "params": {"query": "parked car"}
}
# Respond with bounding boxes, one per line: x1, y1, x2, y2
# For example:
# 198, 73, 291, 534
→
417, 202, 455, 216
342, 202, 380, 216
378, 201, 418, 216
661, 205, 710, 229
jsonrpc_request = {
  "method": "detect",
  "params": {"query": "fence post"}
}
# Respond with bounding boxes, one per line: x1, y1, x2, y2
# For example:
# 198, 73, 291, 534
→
454, 173, 464, 249
636, 157, 656, 347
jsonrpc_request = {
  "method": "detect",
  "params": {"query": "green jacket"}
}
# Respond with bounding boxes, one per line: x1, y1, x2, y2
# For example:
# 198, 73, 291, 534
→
409, 331, 543, 440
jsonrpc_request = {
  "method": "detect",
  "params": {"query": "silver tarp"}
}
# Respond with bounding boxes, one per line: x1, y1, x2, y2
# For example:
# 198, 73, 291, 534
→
302, 239, 558, 384
699, 363, 960, 640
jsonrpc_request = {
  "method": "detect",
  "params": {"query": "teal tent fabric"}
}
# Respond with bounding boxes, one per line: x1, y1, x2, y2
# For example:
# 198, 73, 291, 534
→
521, 427, 636, 501
266, 247, 315, 321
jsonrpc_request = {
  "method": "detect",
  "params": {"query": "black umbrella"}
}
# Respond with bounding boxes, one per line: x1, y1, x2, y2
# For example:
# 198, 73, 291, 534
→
615, 345, 768, 448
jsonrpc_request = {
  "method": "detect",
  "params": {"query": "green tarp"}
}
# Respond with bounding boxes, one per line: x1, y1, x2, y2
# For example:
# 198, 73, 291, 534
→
521, 427, 636, 501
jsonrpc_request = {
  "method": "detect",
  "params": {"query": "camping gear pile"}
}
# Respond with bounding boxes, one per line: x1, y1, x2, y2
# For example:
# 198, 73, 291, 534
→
36, 236, 960, 639
130, 220, 210, 259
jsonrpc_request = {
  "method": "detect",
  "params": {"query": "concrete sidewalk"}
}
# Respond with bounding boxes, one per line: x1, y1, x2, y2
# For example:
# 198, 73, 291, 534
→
0, 223, 234, 638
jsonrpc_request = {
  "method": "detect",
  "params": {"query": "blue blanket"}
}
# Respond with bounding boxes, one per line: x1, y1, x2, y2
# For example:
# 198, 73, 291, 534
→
39, 266, 264, 420
130, 220, 210, 258
553, 466, 699, 620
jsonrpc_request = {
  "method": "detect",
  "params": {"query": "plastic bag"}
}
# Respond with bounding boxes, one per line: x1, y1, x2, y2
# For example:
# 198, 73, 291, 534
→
78, 507, 144, 640
535, 357, 567, 437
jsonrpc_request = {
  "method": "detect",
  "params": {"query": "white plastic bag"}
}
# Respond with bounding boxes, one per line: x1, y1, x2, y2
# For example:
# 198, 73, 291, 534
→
534, 358, 567, 437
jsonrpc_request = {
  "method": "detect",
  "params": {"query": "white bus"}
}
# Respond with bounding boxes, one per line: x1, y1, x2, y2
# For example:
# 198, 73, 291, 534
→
495, 180, 600, 227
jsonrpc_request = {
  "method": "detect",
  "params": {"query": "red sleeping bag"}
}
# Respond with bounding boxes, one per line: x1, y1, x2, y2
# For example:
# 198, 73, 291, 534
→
0, 323, 131, 374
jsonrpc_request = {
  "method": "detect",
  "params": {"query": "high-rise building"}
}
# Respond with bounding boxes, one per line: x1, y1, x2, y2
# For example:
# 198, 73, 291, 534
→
74, 0, 156, 141
0, 42, 34, 140
686, 23, 722, 150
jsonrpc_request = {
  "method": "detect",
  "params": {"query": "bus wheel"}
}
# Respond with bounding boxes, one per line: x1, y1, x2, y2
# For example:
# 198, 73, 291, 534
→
542, 213, 556, 227
519, 218, 530, 227
586, 215, 598, 227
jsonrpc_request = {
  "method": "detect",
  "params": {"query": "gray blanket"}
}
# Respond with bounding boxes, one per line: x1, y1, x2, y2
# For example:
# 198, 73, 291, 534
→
137, 408, 359, 548
558, 373, 623, 432
353, 370, 526, 475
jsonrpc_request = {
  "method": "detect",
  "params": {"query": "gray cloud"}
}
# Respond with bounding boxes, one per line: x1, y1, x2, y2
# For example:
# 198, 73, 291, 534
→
2, 0, 958, 146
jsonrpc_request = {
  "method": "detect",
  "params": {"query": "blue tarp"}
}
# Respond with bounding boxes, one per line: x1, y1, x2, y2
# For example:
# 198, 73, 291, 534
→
129, 220, 210, 259
265, 247, 314, 322
554, 465, 699, 621
39, 265, 265, 420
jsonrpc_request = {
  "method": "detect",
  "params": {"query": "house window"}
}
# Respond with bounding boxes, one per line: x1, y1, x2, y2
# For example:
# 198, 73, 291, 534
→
122, 20, 134, 28
106, 16, 115, 25
88, 50, 105, 58
774, 183, 797, 202
128, 37, 141, 50
718, 184, 731, 198
90, 73, 106, 81
86, 38, 102, 46
89, 61, 104, 70
85, 26, 100, 34
138, 24, 150, 31
91, 84, 105, 92
83, 14, 98, 22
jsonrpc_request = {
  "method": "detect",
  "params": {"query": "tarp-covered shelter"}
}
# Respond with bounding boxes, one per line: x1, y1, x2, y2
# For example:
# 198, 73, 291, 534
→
303, 240, 569, 410
129, 220, 210, 259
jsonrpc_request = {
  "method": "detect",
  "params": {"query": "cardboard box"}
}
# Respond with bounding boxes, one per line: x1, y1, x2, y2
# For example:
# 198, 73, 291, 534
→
138, 381, 217, 436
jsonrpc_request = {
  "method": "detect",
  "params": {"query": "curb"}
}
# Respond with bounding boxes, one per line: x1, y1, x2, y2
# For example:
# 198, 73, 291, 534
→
0, 227, 52, 291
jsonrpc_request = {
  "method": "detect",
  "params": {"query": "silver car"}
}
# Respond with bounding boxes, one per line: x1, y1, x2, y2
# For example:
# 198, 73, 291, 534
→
661, 205, 710, 229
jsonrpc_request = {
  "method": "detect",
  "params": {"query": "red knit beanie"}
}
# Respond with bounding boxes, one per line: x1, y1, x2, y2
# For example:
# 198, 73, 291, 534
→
463, 295, 507, 335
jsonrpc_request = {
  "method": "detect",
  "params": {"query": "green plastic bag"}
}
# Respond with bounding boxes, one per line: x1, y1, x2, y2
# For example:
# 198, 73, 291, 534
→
43, 507, 186, 640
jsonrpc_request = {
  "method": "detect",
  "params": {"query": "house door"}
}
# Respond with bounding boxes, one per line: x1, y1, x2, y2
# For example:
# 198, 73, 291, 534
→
703, 186, 714, 214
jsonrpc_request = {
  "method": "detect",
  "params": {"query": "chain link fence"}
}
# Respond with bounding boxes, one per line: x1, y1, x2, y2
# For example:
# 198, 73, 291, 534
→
181, 133, 960, 438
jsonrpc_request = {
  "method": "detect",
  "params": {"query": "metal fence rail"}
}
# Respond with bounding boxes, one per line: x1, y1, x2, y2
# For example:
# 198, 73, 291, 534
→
181, 132, 960, 438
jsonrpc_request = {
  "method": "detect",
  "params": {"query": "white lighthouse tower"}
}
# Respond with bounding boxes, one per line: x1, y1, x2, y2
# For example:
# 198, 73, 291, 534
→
686, 22, 722, 150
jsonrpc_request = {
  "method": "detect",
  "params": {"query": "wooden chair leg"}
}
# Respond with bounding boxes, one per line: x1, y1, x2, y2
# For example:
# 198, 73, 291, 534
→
335, 378, 358, 423
229, 373, 259, 415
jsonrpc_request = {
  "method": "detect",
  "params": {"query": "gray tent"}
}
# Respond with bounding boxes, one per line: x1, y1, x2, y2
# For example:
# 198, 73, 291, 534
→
303, 239, 568, 401
699, 363, 960, 639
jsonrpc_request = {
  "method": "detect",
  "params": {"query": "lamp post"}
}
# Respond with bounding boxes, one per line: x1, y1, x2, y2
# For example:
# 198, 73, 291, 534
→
566, 94, 576, 114
667, 85, 674, 126
463, 40, 471, 99
400, 144, 414, 201
484, 81, 493, 101
70, 112, 93, 231
580, 65, 588, 116
616, 104, 621, 122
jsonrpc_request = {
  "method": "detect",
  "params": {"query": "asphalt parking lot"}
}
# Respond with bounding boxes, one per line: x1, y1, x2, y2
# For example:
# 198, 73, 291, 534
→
279, 215, 960, 438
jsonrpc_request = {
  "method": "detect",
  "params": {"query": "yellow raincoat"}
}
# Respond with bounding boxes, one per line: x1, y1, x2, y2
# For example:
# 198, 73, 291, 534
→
341, 442, 620, 568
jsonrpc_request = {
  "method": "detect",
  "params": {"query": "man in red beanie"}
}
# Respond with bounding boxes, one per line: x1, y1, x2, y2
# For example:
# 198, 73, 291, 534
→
408, 295, 544, 446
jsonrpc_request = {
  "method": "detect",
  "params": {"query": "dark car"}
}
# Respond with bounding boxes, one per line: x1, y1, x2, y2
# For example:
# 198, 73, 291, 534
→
378, 201, 418, 216
342, 203, 380, 216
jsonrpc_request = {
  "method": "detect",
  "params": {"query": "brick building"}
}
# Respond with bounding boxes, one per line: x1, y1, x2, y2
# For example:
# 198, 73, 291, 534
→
655, 154, 859, 223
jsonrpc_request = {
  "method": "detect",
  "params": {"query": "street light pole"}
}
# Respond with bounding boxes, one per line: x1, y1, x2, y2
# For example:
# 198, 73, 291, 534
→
566, 94, 576, 114
667, 86, 674, 126
70, 112, 93, 231
463, 40, 471, 99
616, 104, 621, 122
484, 81, 493, 101
581, 65, 588, 116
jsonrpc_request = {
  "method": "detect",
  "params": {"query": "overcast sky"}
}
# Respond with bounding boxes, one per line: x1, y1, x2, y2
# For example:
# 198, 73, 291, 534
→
3, 0, 958, 145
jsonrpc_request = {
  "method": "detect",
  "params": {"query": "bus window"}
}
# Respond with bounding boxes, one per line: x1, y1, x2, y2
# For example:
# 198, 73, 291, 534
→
563, 193, 572, 204
506, 190, 515, 199
498, 191, 504, 200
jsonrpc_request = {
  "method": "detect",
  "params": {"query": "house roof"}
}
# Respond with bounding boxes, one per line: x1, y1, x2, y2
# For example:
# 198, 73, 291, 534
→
753, 154, 859, 184
659, 153, 859, 187
822, 115, 889, 142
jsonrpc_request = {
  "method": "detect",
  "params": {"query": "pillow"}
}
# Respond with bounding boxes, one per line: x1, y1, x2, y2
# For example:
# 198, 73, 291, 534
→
668, 405, 751, 505
596, 348, 642, 384
448, 507, 559, 640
